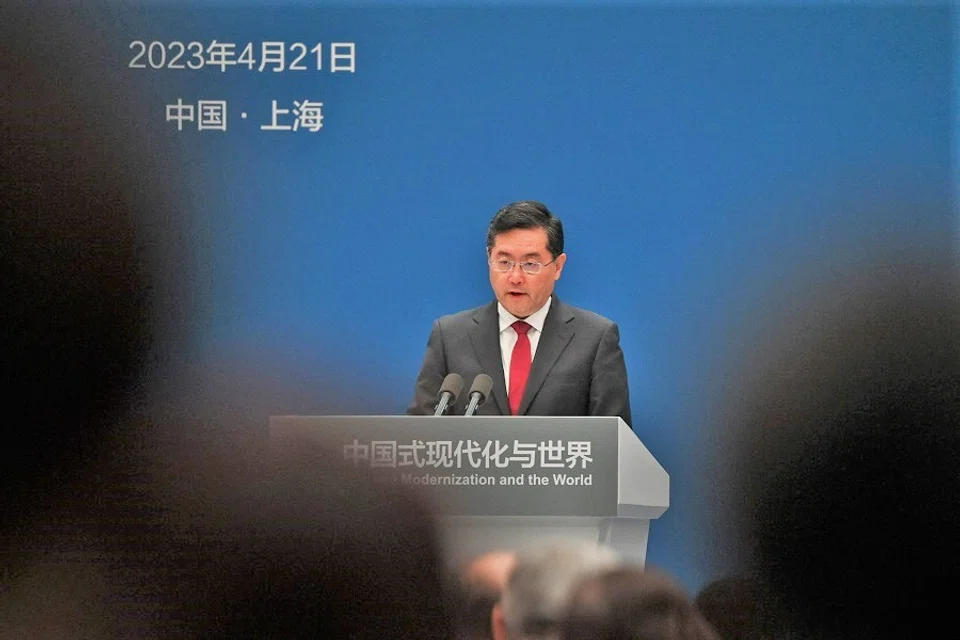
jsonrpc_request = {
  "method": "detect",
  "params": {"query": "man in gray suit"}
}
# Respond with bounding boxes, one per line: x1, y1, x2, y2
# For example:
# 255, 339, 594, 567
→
408, 201, 631, 426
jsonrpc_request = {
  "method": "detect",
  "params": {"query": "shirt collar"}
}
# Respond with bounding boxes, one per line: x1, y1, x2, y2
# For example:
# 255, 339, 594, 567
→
498, 296, 552, 334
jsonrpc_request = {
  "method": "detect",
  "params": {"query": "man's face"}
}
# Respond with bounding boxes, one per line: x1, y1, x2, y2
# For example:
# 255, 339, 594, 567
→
488, 227, 566, 319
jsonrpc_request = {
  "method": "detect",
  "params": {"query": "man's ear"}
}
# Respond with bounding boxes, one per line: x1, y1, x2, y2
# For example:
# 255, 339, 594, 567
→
491, 602, 509, 640
553, 252, 567, 280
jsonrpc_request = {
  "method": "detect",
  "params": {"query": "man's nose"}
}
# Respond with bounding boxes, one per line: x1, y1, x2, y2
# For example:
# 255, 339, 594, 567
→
508, 264, 526, 283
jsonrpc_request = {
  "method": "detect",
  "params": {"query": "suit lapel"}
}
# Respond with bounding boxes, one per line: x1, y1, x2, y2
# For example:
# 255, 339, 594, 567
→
518, 298, 575, 415
469, 302, 509, 414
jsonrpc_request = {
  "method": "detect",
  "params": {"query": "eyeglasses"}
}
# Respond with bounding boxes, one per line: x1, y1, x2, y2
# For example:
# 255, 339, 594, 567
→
488, 258, 556, 275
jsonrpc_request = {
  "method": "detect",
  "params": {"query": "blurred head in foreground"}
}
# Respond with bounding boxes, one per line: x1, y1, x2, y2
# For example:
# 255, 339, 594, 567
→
1, 6, 454, 637
716, 250, 960, 638
492, 541, 620, 640
458, 550, 517, 640
155, 439, 456, 638
560, 567, 719, 640
0, 4, 185, 528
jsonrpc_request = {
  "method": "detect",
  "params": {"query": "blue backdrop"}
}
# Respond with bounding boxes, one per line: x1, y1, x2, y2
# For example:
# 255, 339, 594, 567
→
111, 1, 954, 591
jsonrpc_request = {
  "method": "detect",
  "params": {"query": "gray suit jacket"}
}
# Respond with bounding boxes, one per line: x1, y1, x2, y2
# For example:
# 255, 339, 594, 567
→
407, 297, 631, 426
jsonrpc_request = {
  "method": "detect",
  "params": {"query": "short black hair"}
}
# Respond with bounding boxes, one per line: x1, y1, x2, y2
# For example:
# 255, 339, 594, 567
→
694, 575, 765, 640
486, 200, 564, 259
454, 578, 500, 639
560, 568, 720, 640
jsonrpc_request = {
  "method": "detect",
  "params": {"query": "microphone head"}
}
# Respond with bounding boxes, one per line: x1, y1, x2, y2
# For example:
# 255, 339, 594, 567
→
439, 373, 464, 401
468, 374, 494, 404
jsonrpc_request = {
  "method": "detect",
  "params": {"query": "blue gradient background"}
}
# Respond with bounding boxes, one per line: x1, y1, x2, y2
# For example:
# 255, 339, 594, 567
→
113, 2, 954, 590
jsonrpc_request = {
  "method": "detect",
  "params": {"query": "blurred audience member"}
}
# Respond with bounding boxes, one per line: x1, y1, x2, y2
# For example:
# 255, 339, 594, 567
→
1, 6, 455, 638
1, 3, 187, 536
694, 575, 767, 640
716, 251, 959, 638
458, 550, 517, 640
492, 541, 620, 640
155, 438, 456, 638
560, 567, 719, 640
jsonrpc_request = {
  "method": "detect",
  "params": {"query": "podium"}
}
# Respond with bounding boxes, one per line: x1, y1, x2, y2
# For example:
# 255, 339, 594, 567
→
268, 416, 668, 566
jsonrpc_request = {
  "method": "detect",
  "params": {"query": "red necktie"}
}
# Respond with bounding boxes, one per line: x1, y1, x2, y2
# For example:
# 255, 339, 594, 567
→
509, 321, 532, 415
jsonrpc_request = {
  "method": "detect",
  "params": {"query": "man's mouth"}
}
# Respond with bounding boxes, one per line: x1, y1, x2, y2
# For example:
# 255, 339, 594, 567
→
508, 292, 526, 297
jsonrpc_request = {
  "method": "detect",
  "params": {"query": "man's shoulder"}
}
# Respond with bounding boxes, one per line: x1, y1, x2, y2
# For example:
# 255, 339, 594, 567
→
435, 302, 495, 328
554, 299, 618, 329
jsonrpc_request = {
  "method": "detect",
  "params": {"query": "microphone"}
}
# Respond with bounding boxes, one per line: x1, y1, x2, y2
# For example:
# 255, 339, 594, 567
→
463, 374, 493, 417
433, 373, 463, 416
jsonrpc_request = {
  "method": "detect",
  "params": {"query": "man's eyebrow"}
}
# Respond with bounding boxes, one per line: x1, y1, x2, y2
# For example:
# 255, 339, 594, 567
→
493, 249, 544, 259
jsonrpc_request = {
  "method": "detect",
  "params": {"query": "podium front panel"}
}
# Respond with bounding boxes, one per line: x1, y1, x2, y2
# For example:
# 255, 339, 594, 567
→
270, 415, 620, 517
